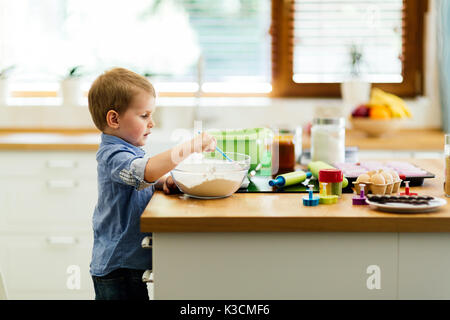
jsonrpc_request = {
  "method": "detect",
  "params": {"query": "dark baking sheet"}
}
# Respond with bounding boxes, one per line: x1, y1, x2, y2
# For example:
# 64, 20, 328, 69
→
236, 164, 435, 194
236, 176, 354, 193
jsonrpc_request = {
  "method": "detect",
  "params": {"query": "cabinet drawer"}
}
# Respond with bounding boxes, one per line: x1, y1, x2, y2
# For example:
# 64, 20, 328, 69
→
0, 151, 97, 177
399, 233, 450, 299
0, 235, 94, 299
0, 175, 97, 229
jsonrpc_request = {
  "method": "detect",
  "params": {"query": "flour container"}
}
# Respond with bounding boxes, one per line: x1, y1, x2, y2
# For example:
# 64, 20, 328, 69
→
311, 118, 345, 165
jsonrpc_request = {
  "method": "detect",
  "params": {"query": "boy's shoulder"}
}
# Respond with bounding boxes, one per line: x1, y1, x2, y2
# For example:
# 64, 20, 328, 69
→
96, 134, 143, 162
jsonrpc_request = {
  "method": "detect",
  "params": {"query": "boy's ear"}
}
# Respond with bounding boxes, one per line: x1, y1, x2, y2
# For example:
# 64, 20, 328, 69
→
106, 110, 120, 129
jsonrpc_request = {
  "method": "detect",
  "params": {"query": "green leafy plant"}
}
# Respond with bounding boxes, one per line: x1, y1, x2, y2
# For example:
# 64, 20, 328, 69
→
143, 71, 156, 78
65, 65, 83, 79
142, 71, 169, 78
0, 65, 16, 79
349, 44, 363, 77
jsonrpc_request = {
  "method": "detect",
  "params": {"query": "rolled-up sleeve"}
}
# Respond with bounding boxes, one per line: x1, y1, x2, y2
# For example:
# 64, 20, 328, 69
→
107, 149, 155, 191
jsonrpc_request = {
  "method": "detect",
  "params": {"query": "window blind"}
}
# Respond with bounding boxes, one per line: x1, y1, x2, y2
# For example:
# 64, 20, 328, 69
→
292, 0, 404, 83
172, 0, 271, 90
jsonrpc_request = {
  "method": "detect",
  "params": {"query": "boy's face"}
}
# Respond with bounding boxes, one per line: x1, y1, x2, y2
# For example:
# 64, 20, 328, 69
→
116, 90, 156, 147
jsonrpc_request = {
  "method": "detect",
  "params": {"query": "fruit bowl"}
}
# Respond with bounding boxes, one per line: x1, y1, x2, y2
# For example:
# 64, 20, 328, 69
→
349, 117, 403, 137
170, 152, 250, 199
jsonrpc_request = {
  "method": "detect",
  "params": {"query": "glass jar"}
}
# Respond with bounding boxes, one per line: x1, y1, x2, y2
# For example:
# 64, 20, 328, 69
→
311, 118, 345, 165
272, 127, 302, 176
445, 134, 450, 197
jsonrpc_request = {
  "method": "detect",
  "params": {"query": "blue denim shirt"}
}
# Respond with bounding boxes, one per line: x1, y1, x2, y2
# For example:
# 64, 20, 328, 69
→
90, 133, 155, 277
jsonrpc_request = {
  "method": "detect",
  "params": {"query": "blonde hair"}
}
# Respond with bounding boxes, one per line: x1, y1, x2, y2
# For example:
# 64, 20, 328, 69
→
88, 67, 156, 131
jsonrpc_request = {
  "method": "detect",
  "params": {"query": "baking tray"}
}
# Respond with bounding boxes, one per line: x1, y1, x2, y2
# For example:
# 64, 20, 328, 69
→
236, 167, 435, 193
342, 169, 435, 187
346, 174, 435, 187
236, 176, 354, 194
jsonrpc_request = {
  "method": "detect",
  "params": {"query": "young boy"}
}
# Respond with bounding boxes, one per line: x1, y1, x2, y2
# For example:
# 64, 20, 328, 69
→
87, 67, 216, 300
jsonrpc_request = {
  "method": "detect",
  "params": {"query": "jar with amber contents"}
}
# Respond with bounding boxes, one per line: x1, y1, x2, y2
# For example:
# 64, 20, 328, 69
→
272, 129, 296, 175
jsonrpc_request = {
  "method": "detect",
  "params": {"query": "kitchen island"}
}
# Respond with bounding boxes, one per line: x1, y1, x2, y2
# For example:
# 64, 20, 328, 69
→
141, 159, 450, 299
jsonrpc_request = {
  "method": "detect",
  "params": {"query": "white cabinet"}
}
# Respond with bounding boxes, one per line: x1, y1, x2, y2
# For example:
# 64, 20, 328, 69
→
0, 235, 94, 300
153, 232, 450, 300
153, 232, 398, 299
0, 176, 96, 233
398, 233, 450, 299
0, 151, 97, 299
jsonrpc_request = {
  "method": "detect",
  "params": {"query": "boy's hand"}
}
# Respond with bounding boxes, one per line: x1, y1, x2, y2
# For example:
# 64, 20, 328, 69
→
193, 132, 217, 153
162, 175, 179, 194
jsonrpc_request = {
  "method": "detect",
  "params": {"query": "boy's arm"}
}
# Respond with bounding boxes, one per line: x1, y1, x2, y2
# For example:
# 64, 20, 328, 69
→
144, 143, 189, 183
144, 133, 216, 183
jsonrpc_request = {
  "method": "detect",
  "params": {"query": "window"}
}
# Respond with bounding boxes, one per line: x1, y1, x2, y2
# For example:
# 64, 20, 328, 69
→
271, 0, 428, 97
0, 0, 426, 99
0, 0, 271, 98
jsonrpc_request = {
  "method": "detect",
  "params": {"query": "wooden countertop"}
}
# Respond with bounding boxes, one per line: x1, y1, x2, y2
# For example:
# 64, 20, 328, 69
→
303, 128, 445, 151
141, 159, 449, 232
0, 128, 445, 151
0, 128, 100, 151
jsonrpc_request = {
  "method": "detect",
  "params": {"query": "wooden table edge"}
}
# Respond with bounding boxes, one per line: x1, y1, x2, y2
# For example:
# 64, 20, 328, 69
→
140, 215, 450, 233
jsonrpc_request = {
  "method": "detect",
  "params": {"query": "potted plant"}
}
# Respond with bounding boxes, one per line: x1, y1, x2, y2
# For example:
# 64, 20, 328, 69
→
0, 65, 16, 106
340, 44, 371, 120
142, 71, 159, 88
142, 71, 169, 85
61, 65, 84, 106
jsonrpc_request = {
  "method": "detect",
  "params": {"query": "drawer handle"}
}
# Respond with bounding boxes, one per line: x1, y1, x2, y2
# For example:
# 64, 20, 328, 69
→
141, 236, 152, 249
46, 160, 78, 169
46, 236, 78, 245
142, 269, 153, 283
46, 180, 78, 189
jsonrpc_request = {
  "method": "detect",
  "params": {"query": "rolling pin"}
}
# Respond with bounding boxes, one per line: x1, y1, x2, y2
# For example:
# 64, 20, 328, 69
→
308, 161, 348, 188
269, 170, 312, 187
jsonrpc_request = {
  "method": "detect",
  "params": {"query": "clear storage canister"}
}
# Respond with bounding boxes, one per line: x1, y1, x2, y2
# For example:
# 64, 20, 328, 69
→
311, 117, 345, 165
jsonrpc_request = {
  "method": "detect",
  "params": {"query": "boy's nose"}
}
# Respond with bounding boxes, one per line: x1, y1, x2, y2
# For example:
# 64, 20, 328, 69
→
148, 118, 155, 128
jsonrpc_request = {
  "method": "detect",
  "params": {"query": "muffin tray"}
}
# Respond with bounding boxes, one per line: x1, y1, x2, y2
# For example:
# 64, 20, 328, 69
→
334, 161, 435, 186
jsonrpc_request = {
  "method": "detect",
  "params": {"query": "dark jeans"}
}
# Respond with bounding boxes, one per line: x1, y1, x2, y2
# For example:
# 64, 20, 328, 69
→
91, 268, 149, 300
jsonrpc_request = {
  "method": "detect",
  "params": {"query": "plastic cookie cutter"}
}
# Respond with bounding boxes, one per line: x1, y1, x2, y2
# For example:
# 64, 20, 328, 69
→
400, 181, 418, 196
303, 184, 319, 206
352, 183, 368, 205
318, 182, 338, 205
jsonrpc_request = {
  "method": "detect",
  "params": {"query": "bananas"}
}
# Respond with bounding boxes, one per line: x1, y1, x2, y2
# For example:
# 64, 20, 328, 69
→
368, 88, 412, 118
